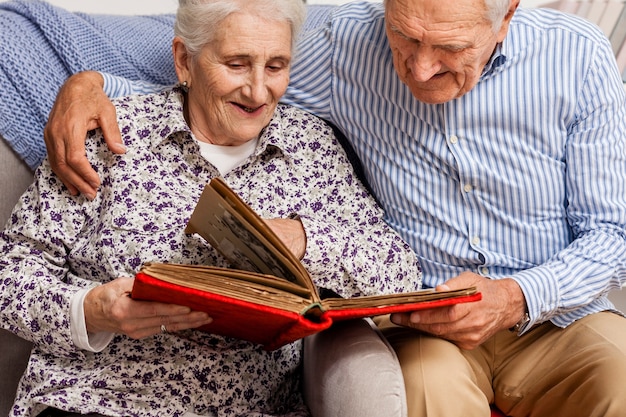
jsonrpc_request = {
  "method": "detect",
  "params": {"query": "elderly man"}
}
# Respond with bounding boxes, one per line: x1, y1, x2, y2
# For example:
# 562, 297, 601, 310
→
40, 0, 626, 416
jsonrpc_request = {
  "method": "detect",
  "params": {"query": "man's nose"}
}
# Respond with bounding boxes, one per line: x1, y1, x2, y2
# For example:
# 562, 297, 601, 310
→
410, 48, 442, 82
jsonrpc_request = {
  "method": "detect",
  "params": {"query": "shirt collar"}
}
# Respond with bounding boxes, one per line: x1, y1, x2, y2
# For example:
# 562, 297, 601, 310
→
481, 42, 507, 79
146, 87, 192, 149
255, 105, 294, 157
152, 88, 290, 158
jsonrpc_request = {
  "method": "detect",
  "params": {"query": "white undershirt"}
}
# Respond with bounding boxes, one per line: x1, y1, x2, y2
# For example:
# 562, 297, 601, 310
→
196, 138, 259, 176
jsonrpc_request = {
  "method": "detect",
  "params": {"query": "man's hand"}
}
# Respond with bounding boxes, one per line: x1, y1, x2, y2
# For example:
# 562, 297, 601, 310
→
390, 272, 527, 350
84, 277, 213, 339
264, 217, 307, 259
44, 71, 125, 199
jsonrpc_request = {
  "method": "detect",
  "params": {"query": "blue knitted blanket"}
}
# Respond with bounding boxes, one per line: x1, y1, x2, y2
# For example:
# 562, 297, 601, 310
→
0, 0, 334, 169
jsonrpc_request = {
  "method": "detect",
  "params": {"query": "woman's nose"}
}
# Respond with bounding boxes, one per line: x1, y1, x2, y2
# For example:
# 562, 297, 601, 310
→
243, 69, 267, 103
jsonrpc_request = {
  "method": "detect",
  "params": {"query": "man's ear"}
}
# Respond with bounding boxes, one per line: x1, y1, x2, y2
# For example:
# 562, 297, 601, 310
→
496, 0, 520, 42
172, 37, 192, 84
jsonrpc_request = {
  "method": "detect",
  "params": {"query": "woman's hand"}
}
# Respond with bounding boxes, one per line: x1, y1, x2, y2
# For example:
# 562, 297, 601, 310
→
43, 71, 125, 200
83, 277, 212, 339
264, 217, 307, 259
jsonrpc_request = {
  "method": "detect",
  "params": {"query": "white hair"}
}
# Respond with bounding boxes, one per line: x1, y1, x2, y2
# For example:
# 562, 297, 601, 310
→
383, 0, 513, 33
174, 0, 306, 57
484, 0, 513, 32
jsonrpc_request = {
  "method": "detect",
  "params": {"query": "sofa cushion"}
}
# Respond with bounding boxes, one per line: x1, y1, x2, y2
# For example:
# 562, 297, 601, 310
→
304, 318, 407, 417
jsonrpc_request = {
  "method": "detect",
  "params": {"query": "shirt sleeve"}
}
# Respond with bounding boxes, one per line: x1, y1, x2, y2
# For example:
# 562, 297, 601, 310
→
0, 159, 98, 359
70, 287, 115, 352
102, 72, 170, 98
512, 38, 626, 332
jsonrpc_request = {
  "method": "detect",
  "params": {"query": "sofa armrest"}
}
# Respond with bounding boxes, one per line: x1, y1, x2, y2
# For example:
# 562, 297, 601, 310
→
303, 318, 407, 417
0, 137, 33, 225
0, 136, 34, 417
0, 330, 31, 416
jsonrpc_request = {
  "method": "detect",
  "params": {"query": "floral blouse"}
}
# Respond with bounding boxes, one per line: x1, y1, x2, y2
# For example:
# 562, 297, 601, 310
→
0, 89, 422, 417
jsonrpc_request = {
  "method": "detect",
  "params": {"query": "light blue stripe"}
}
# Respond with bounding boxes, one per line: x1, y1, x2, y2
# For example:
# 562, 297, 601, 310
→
284, 2, 626, 329
102, 73, 170, 98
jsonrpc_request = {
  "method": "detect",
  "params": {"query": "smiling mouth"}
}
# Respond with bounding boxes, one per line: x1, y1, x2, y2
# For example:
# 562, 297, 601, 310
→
234, 103, 261, 113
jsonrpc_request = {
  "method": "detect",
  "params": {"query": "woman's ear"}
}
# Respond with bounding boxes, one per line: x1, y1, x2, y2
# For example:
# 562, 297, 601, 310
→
172, 37, 192, 84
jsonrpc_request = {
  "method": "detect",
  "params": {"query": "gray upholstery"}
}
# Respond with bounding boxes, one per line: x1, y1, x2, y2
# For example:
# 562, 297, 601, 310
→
609, 283, 626, 311
304, 318, 407, 417
0, 136, 34, 417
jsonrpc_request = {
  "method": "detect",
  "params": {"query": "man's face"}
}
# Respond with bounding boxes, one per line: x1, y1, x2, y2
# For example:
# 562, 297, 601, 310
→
385, 0, 513, 104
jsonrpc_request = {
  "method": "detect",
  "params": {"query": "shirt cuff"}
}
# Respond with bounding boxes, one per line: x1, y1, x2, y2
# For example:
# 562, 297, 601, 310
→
70, 286, 115, 352
101, 72, 169, 98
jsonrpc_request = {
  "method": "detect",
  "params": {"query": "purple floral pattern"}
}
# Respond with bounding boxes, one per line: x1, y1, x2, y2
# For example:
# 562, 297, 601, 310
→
0, 89, 421, 417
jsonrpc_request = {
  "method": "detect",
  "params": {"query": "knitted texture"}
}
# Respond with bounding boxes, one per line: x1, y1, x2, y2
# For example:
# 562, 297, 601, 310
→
0, 0, 176, 169
0, 0, 335, 170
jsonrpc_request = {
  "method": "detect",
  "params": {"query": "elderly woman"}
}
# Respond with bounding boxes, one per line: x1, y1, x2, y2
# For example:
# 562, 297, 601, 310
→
0, 0, 421, 416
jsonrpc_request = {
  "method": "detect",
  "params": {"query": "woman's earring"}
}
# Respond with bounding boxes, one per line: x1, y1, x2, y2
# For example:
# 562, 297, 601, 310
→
181, 81, 189, 92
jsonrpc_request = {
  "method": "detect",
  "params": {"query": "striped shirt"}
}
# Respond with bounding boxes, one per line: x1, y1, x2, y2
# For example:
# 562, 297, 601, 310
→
103, 3, 626, 331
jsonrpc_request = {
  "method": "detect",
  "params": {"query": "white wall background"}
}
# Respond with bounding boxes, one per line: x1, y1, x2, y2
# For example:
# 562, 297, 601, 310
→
0, 0, 549, 15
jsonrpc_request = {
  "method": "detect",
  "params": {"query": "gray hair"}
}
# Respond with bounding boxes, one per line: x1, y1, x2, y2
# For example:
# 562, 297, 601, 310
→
174, 0, 306, 57
383, 0, 512, 33
484, 0, 513, 32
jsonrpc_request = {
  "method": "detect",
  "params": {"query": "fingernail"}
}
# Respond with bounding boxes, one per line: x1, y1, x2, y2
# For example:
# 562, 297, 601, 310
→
410, 312, 421, 323
114, 143, 127, 153
197, 312, 211, 320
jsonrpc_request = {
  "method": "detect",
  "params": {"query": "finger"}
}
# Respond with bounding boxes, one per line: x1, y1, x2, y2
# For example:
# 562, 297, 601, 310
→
56, 164, 97, 199
388, 316, 470, 345
125, 300, 209, 327
99, 104, 126, 155
389, 312, 411, 327
124, 310, 212, 339
131, 300, 193, 319
44, 127, 79, 196
44, 120, 100, 198
390, 304, 469, 330
43, 150, 79, 196
153, 311, 214, 335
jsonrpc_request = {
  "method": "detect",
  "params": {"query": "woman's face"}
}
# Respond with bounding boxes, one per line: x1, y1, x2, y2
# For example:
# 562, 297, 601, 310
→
174, 12, 292, 145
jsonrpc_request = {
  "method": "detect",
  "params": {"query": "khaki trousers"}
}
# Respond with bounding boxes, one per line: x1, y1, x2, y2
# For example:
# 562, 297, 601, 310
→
376, 311, 626, 417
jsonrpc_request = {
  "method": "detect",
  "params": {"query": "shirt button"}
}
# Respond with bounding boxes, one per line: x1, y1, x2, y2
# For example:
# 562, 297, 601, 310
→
463, 184, 473, 193
449, 135, 458, 144
480, 267, 489, 275
471, 236, 480, 246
